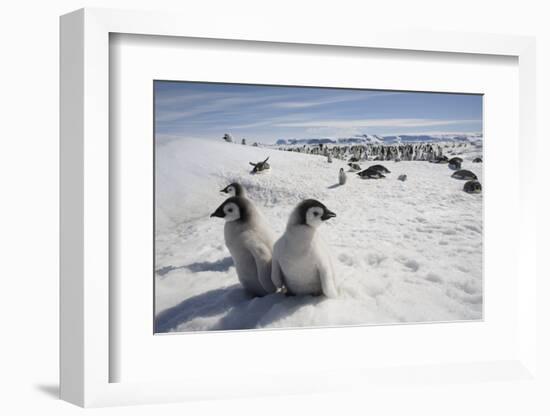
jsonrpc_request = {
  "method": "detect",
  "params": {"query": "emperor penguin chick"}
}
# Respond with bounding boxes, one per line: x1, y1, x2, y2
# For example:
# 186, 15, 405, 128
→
272, 199, 339, 298
210, 197, 276, 296
338, 168, 347, 185
220, 182, 245, 197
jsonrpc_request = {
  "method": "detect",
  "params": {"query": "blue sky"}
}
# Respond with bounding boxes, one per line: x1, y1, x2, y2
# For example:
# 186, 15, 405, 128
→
155, 81, 482, 143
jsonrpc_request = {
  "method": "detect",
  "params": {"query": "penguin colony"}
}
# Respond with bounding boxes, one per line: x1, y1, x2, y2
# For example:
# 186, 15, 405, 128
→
277, 141, 473, 162
210, 141, 482, 297
272, 139, 482, 193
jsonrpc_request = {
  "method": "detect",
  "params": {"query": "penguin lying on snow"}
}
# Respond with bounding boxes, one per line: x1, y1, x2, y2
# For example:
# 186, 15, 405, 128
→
220, 182, 245, 197
249, 157, 270, 174
430, 156, 449, 164
463, 180, 482, 193
210, 196, 276, 296
448, 159, 462, 170
347, 163, 362, 172
357, 167, 385, 179
368, 164, 391, 174
451, 169, 478, 180
272, 199, 339, 298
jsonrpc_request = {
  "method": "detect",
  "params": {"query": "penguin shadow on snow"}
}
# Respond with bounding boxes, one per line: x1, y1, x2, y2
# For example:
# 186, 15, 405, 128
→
155, 284, 250, 332
212, 293, 327, 330
155, 284, 330, 332
156, 256, 234, 278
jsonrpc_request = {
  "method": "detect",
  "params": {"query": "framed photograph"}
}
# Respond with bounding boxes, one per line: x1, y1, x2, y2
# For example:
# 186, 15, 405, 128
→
153, 81, 484, 334
60, 8, 538, 407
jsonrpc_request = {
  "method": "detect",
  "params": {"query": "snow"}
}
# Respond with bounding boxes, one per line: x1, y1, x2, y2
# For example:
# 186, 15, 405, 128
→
155, 137, 483, 333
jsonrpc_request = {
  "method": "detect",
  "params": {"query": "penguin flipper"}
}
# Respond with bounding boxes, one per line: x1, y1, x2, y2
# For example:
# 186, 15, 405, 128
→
248, 241, 276, 294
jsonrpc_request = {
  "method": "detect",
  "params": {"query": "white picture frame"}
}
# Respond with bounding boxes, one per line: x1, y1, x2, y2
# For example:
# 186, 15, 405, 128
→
60, 7, 537, 407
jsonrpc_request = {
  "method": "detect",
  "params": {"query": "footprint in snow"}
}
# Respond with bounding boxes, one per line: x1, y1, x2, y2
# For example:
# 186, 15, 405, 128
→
338, 253, 355, 266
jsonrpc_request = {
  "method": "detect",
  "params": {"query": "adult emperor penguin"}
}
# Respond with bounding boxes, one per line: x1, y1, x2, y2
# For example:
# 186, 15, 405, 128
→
272, 199, 339, 298
220, 182, 245, 197
210, 196, 276, 296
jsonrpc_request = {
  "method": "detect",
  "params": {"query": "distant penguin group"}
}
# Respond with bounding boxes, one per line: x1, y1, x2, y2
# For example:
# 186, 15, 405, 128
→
211, 182, 338, 298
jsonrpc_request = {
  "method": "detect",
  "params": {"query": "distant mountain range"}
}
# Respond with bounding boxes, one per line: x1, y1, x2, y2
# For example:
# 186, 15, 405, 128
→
274, 133, 482, 146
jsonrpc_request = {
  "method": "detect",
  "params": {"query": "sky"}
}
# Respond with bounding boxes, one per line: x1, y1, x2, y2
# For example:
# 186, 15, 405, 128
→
155, 81, 483, 144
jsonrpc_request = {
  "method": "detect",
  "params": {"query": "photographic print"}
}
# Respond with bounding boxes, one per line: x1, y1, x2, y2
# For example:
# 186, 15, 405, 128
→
154, 81, 483, 333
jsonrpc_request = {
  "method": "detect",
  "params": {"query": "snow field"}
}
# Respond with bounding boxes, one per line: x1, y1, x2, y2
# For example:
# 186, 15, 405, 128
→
155, 137, 483, 332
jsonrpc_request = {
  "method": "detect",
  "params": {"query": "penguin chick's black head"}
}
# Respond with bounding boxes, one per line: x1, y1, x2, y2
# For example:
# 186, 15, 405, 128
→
220, 182, 244, 196
296, 199, 336, 226
210, 196, 249, 222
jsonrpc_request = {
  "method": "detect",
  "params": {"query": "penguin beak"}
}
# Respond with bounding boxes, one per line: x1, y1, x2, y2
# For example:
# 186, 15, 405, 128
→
321, 210, 336, 221
210, 204, 225, 218
220, 188, 228, 194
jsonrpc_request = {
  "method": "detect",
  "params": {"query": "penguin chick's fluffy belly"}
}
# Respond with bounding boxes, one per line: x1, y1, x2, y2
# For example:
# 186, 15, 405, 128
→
276, 231, 325, 296
225, 222, 274, 295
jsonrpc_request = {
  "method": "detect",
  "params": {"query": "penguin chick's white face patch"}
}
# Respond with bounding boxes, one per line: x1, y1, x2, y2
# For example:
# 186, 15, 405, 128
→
226, 186, 236, 196
306, 207, 326, 228
223, 202, 241, 222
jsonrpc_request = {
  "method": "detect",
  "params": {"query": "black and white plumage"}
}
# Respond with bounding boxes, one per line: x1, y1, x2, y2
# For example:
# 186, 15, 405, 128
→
430, 155, 449, 164
210, 196, 276, 296
448, 161, 461, 170
448, 157, 463, 170
463, 180, 482, 193
368, 164, 391, 174
249, 157, 270, 173
338, 168, 347, 185
347, 163, 362, 172
357, 167, 385, 179
451, 169, 478, 180
220, 182, 245, 197
272, 199, 338, 298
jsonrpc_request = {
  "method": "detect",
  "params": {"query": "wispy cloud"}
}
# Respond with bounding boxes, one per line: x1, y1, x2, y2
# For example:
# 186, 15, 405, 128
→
276, 118, 480, 128
154, 81, 483, 142
270, 92, 401, 109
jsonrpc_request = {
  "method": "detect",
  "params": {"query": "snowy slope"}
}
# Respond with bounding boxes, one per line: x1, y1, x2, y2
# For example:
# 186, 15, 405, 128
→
155, 137, 483, 332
